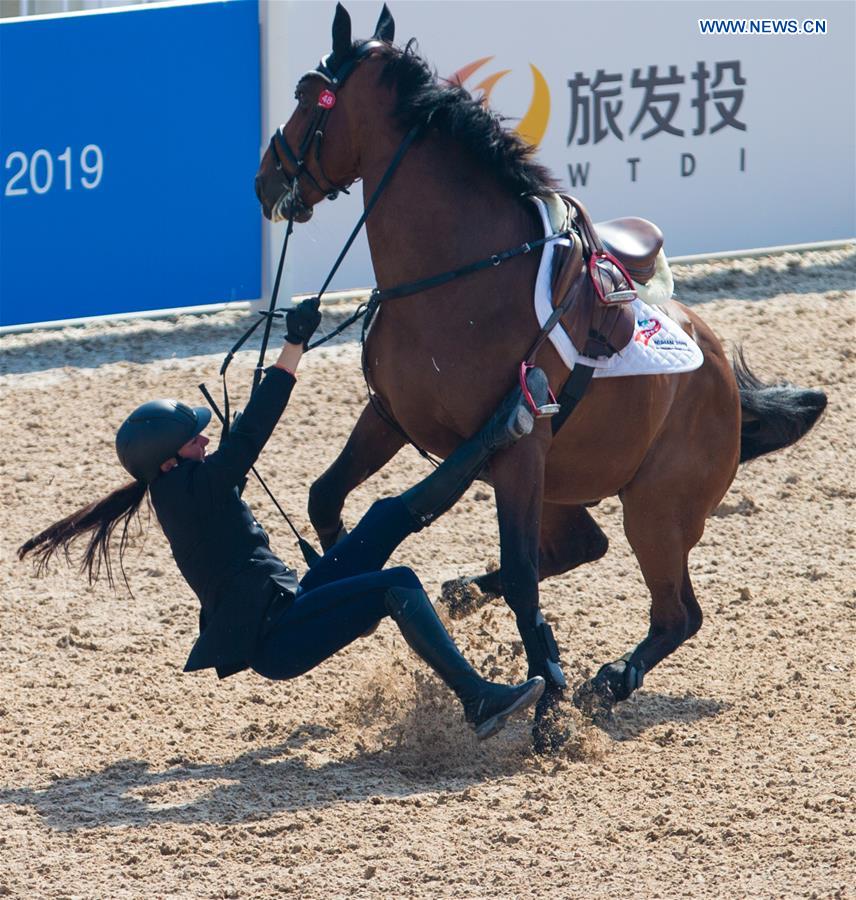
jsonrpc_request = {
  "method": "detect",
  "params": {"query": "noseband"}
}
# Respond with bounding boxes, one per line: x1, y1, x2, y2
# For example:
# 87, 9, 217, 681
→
269, 40, 386, 205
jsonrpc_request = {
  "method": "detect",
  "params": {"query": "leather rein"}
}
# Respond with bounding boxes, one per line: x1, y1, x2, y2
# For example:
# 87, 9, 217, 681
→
209, 43, 598, 559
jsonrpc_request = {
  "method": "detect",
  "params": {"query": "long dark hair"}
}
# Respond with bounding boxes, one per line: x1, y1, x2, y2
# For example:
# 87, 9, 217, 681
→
18, 479, 149, 590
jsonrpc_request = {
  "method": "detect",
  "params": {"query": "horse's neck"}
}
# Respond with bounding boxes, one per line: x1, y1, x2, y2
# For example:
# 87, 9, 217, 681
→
361, 133, 539, 289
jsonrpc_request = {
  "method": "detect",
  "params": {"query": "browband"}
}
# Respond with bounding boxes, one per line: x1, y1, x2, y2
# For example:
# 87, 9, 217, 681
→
313, 39, 386, 85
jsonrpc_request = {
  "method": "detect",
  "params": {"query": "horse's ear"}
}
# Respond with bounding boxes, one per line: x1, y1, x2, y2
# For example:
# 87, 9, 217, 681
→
372, 3, 395, 42
331, 3, 352, 60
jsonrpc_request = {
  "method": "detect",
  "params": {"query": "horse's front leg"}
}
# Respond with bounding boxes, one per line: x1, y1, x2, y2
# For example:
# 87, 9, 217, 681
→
490, 428, 566, 753
308, 401, 405, 550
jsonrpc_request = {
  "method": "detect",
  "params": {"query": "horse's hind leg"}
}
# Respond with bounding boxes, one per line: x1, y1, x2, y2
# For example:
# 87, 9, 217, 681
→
308, 401, 405, 550
441, 503, 609, 617
538, 503, 610, 578
574, 486, 705, 718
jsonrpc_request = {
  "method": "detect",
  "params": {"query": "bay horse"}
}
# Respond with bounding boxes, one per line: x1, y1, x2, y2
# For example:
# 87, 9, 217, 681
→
254, 4, 826, 749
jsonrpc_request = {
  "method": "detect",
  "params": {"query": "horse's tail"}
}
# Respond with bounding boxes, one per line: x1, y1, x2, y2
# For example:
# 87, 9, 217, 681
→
734, 349, 827, 464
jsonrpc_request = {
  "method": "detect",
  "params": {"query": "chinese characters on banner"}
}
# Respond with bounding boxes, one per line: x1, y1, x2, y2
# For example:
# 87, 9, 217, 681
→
567, 60, 746, 144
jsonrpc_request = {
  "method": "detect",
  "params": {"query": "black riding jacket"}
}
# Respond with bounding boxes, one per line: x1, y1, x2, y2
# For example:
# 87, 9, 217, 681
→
149, 365, 298, 679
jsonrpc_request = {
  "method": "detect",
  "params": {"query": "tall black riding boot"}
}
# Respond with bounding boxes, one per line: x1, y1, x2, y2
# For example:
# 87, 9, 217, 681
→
400, 367, 552, 527
385, 586, 545, 740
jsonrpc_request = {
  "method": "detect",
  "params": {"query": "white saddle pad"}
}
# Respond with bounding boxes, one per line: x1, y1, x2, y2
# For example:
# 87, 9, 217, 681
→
531, 196, 704, 378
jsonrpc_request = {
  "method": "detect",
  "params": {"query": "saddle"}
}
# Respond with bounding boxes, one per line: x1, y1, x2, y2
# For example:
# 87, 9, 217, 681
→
596, 217, 663, 284
547, 194, 662, 360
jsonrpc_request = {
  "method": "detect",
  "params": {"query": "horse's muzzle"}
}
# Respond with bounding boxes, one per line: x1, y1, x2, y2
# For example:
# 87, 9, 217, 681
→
273, 186, 313, 224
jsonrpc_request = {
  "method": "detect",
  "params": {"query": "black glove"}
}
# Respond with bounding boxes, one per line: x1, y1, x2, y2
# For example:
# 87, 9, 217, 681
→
285, 297, 322, 347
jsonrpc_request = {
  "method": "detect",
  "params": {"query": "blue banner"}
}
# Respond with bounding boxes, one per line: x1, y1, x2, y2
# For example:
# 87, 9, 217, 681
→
0, 1, 261, 327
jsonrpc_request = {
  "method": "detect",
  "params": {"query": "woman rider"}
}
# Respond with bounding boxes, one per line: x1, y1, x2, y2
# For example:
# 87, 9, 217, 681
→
19, 298, 552, 740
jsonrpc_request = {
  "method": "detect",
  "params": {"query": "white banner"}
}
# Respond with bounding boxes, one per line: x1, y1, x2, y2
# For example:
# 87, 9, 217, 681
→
262, 0, 855, 299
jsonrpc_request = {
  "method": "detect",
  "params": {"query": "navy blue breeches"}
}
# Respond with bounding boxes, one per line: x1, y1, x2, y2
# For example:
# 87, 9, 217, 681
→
249, 497, 421, 680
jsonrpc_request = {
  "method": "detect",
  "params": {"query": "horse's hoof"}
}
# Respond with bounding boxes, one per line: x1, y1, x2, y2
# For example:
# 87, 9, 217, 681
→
439, 576, 496, 620
532, 687, 570, 756
573, 656, 644, 722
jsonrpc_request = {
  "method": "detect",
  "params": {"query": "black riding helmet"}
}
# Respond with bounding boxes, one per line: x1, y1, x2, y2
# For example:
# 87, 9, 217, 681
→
116, 400, 211, 483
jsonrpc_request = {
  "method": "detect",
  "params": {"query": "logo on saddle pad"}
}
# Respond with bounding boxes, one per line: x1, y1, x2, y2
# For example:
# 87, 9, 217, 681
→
636, 316, 688, 350
450, 57, 550, 147
636, 317, 662, 346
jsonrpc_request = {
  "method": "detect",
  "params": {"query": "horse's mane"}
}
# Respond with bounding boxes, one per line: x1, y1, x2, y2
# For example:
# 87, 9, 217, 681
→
377, 40, 560, 198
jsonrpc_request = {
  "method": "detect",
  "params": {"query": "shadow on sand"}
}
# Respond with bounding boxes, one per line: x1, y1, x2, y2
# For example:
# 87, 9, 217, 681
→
600, 690, 730, 741
0, 690, 730, 832
0, 702, 534, 832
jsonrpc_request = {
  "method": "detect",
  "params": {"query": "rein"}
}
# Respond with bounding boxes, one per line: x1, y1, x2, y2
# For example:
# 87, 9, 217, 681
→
207, 39, 600, 559
203, 42, 422, 562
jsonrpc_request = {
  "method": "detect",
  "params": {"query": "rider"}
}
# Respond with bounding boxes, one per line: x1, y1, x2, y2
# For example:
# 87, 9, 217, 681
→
20, 299, 552, 741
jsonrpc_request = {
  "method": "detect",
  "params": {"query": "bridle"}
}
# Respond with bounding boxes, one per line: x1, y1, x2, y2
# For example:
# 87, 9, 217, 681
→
267, 40, 387, 209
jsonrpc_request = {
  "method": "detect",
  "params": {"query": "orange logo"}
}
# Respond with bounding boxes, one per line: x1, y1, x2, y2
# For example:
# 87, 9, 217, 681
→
450, 57, 551, 147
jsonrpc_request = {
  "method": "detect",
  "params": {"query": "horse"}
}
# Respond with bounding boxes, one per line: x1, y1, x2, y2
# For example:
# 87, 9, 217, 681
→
254, 4, 827, 749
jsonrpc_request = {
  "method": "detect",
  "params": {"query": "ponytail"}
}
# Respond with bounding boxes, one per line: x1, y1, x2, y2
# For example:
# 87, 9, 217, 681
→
18, 479, 149, 591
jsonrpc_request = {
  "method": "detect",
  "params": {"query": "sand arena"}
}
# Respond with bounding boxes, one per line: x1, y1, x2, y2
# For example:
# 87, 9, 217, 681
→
0, 246, 853, 899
